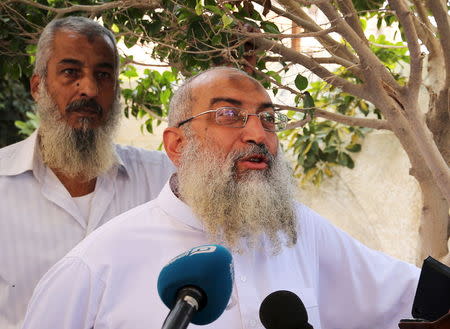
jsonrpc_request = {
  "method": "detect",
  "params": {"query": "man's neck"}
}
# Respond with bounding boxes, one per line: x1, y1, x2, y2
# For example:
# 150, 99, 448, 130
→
52, 169, 97, 197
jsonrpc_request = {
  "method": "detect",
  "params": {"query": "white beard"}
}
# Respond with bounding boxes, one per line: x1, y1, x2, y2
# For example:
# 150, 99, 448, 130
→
36, 82, 121, 181
178, 134, 298, 254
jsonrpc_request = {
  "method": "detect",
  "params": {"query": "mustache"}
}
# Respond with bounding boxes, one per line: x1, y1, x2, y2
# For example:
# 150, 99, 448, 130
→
65, 98, 103, 115
230, 143, 274, 164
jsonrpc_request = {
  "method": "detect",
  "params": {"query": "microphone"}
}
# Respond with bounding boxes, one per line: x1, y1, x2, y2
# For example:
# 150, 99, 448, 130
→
259, 290, 314, 329
157, 244, 234, 329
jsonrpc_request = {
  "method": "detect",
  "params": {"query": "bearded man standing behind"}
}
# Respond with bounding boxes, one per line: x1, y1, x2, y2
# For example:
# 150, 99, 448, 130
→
0, 17, 174, 329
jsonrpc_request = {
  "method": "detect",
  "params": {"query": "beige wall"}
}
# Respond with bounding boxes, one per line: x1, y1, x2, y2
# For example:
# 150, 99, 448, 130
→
114, 115, 166, 151
295, 131, 421, 264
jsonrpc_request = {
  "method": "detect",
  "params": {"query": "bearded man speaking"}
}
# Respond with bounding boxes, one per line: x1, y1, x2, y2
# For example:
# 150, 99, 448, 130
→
0, 16, 174, 329
22, 67, 419, 329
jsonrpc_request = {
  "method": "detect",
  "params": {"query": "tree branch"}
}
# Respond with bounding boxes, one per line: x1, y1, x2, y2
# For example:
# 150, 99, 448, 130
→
121, 58, 170, 68
275, 104, 391, 130
262, 0, 360, 64
412, 0, 441, 56
238, 30, 362, 75
239, 26, 335, 40
316, 1, 400, 91
388, 0, 423, 100
253, 66, 301, 95
312, 56, 362, 71
426, 0, 450, 87
336, 0, 368, 44
140, 104, 167, 122
406, 102, 450, 203
251, 37, 369, 100
285, 112, 311, 130
6, 0, 161, 18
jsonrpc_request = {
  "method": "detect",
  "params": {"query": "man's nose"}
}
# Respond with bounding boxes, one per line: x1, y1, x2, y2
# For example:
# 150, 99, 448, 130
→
77, 75, 98, 98
241, 114, 267, 145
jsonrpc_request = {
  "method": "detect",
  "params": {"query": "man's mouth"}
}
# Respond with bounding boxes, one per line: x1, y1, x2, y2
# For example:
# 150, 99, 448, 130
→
237, 153, 270, 170
72, 107, 101, 115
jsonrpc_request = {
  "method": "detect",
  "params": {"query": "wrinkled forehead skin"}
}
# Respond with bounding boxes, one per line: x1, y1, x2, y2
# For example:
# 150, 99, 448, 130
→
189, 68, 272, 116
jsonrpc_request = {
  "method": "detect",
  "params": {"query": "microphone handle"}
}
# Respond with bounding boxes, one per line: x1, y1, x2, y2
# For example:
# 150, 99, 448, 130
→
162, 287, 203, 329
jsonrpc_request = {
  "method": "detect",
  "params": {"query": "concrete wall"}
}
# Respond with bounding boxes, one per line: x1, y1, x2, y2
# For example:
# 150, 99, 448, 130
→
295, 131, 421, 264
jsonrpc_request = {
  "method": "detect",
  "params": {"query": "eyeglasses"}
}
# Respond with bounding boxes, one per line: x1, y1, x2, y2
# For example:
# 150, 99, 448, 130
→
176, 107, 289, 132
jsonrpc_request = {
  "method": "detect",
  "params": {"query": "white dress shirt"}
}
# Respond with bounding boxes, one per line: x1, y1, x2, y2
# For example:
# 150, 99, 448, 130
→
0, 132, 175, 329
22, 181, 420, 329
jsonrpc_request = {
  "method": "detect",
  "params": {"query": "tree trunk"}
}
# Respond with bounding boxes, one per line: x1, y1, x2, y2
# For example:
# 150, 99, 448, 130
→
418, 53, 450, 265
417, 177, 450, 265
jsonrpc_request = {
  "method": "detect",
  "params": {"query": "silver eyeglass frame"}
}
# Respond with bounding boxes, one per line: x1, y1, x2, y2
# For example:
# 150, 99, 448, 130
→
176, 106, 288, 132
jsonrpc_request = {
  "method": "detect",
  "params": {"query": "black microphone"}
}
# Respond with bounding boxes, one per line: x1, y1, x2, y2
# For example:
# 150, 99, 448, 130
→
157, 244, 234, 329
259, 290, 314, 329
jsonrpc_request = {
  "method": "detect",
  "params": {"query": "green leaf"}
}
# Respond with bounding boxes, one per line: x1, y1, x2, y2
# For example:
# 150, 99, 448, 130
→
358, 100, 369, 116
221, 14, 233, 28
195, 0, 203, 16
303, 91, 315, 108
159, 88, 172, 104
211, 34, 222, 45
145, 118, 154, 133
337, 152, 355, 168
345, 154, 355, 168
294, 74, 308, 91
260, 21, 280, 34
266, 70, 281, 84
337, 152, 348, 166
346, 144, 362, 152
204, 5, 223, 15
123, 35, 138, 48
111, 24, 119, 33
121, 65, 138, 78
360, 18, 367, 31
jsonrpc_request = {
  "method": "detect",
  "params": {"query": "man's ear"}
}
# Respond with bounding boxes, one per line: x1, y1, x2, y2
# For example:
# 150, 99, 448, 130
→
30, 74, 41, 101
163, 127, 186, 167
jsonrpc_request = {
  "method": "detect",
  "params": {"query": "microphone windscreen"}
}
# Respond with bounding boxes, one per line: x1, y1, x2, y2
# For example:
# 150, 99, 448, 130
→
157, 244, 234, 325
259, 290, 310, 329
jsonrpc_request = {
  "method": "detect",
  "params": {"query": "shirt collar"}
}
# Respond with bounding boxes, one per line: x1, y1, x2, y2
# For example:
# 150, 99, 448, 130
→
114, 149, 128, 178
157, 176, 205, 232
0, 130, 39, 176
0, 129, 128, 179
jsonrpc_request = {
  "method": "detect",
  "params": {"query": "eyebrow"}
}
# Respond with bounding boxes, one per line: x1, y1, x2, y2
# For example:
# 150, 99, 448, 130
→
96, 62, 114, 70
209, 98, 274, 111
258, 102, 275, 110
209, 97, 242, 107
57, 59, 114, 70
57, 58, 83, 66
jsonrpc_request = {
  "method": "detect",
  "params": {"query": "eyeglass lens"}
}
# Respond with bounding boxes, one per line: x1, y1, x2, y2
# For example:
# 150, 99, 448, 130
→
215, 108, 285, 131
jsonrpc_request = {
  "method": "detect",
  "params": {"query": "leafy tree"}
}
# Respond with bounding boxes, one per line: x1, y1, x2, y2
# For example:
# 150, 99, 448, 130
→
0, 75, 34, 147
0, 0, 449, 263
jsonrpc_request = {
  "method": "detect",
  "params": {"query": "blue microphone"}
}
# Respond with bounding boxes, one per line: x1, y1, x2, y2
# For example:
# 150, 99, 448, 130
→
157, 244, 234, 329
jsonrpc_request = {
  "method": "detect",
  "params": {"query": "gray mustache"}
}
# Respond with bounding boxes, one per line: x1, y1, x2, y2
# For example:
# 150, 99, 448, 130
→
66, 98, 103, 115
232, 143, 273, 163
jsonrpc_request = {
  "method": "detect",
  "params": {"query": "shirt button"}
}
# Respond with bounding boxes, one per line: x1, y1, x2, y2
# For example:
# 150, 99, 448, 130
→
240, 275, 247, 282
249, 319, 257, 327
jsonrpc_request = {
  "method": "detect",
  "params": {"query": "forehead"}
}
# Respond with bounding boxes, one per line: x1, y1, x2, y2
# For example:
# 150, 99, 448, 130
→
49, 30, 115, 65
190, 71, 272, 114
